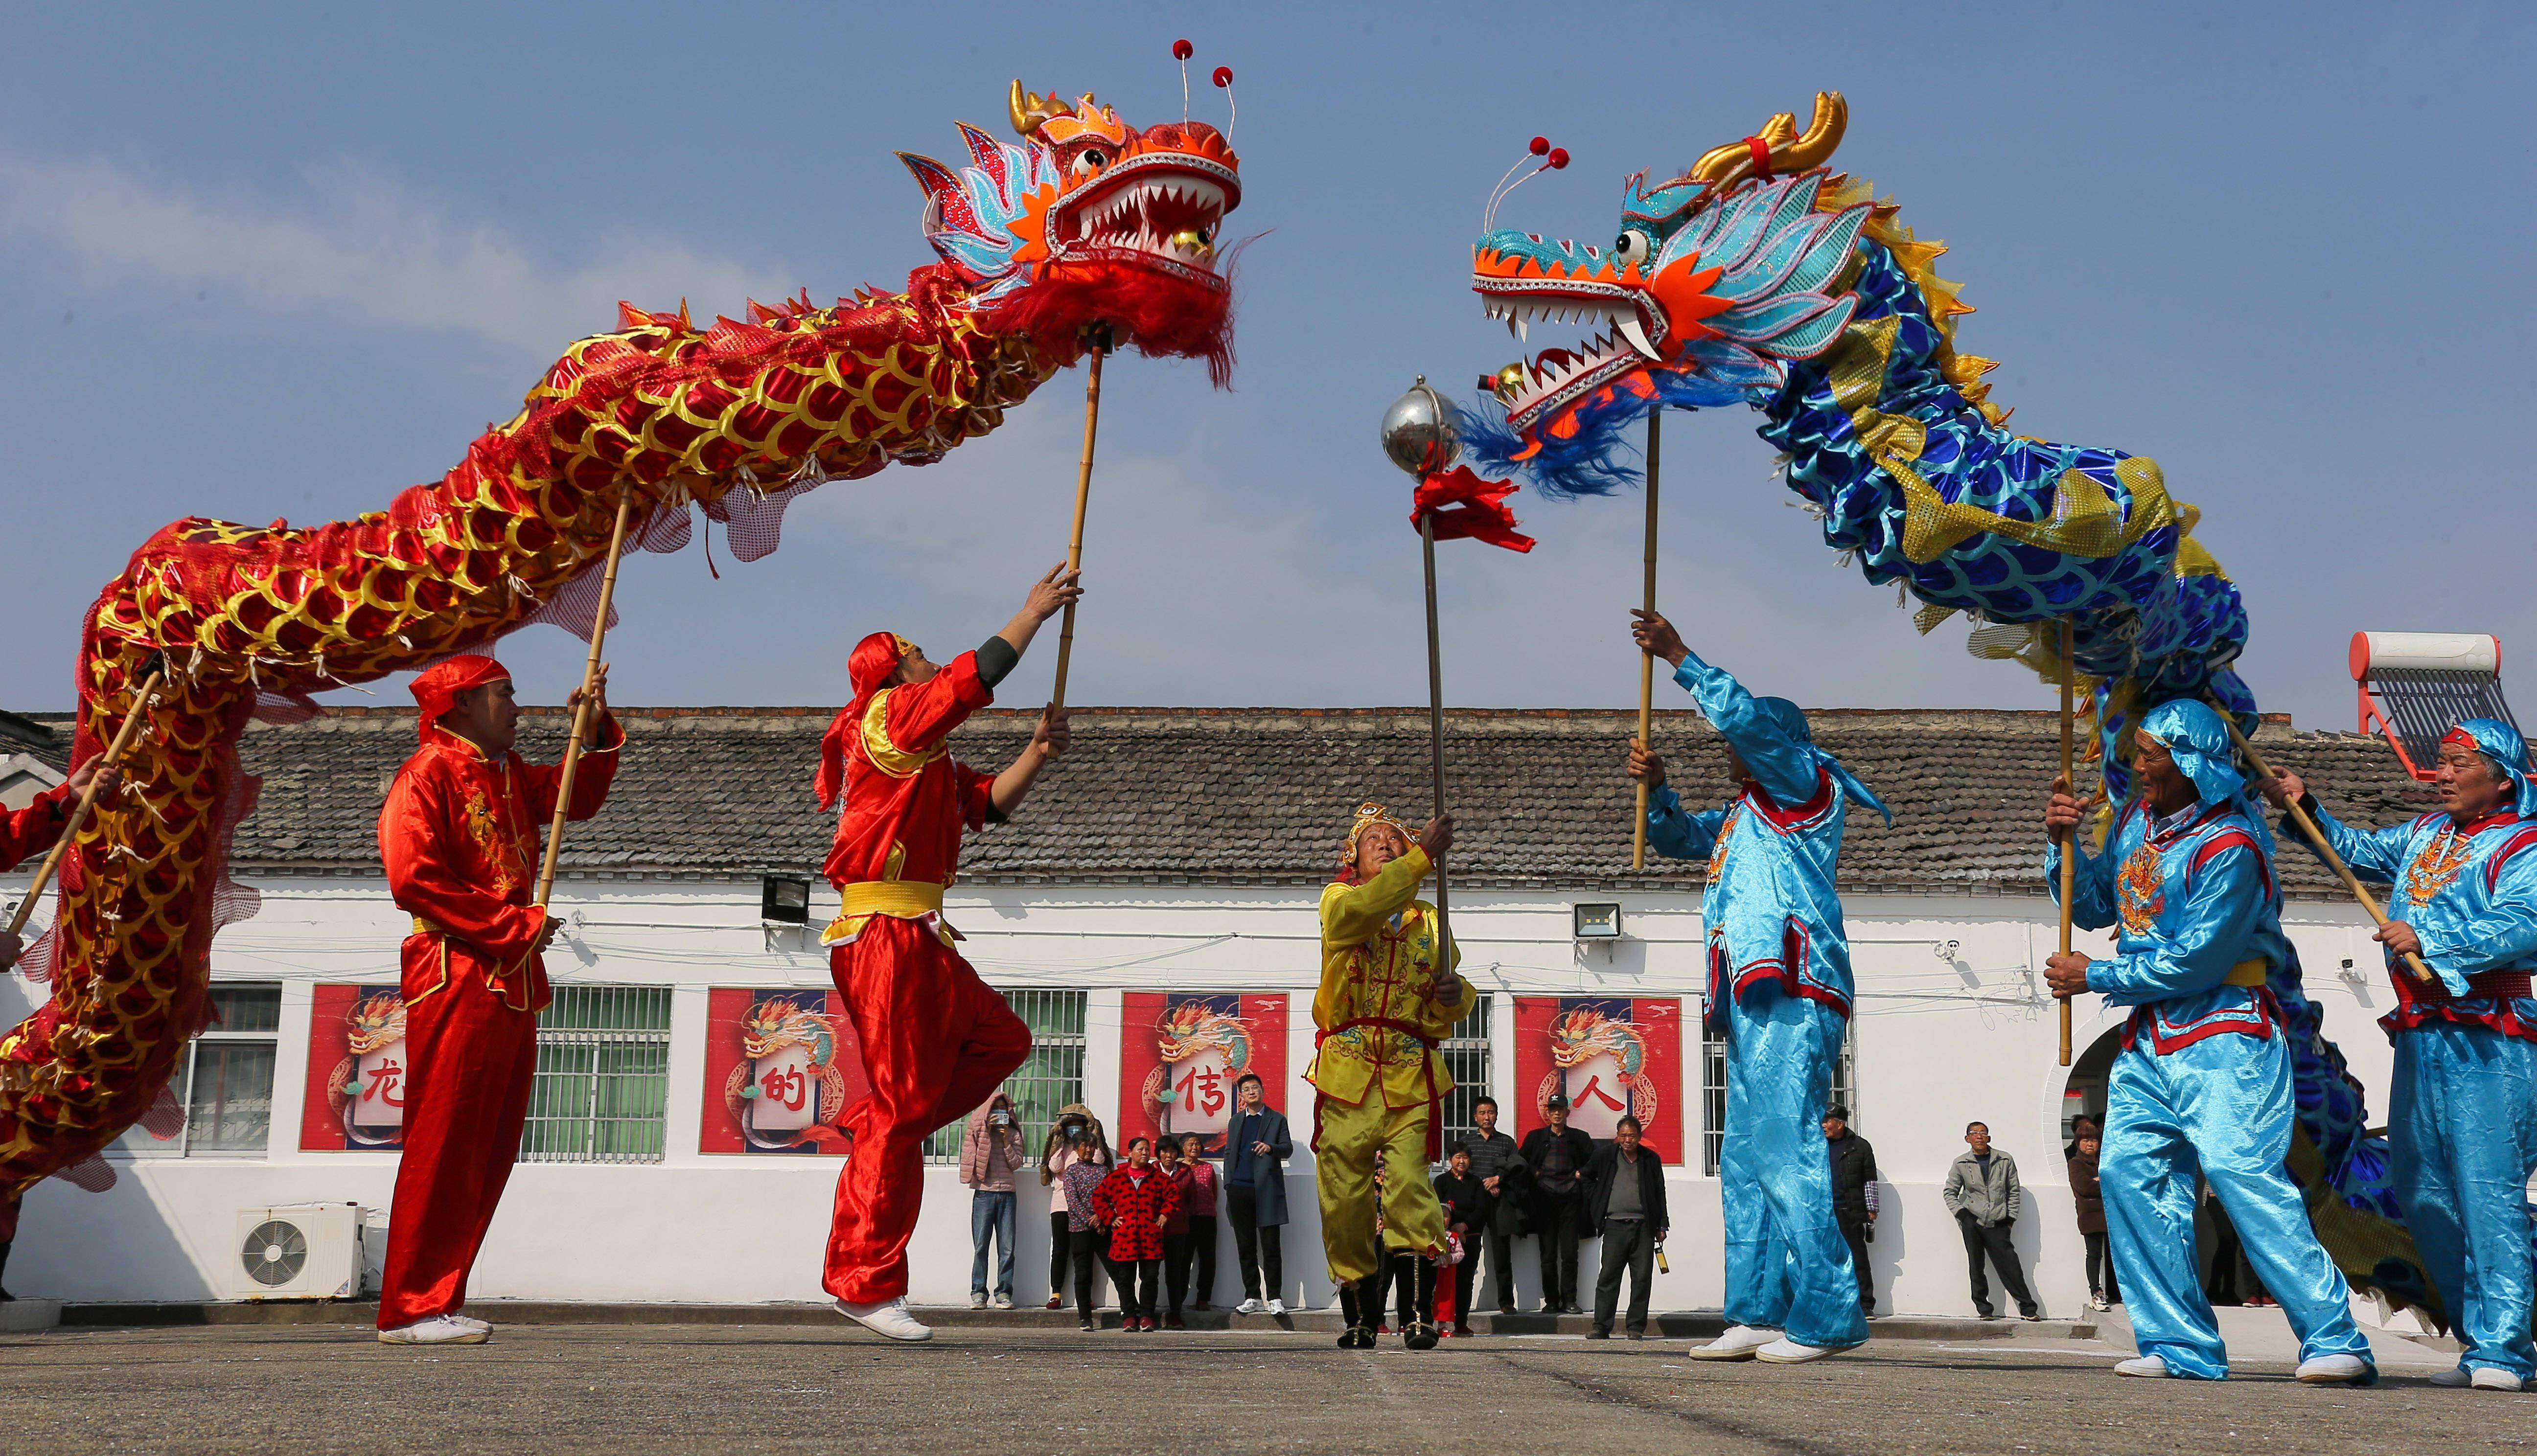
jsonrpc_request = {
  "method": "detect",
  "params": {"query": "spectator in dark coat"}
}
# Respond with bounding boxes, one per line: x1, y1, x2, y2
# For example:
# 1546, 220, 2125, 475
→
1455, 1096, 1524, 1316
1823, 1106, 1879, 1317
1520, 1094, 1596, 1314
1432, 1144, 1487, 1335
1221, 1073, 1294, 1315
1583, 1115, 1668, 1340
2069, 1129, 2116, 1311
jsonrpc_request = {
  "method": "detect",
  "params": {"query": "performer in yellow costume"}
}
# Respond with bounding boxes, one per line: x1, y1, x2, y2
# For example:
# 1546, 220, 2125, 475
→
1307, 802, 1474, 1349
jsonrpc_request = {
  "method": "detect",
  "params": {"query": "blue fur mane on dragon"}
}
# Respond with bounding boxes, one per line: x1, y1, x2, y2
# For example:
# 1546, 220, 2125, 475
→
1461, 92, 2457, 1327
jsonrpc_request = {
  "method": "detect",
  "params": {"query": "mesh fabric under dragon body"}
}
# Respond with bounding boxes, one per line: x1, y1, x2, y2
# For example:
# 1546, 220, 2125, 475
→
0, 83, 1240, 1204
1461, 95, 2447, 1325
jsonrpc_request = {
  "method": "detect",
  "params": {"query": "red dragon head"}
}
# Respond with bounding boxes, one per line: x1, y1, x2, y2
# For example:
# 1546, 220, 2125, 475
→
898, 81, 1243, 383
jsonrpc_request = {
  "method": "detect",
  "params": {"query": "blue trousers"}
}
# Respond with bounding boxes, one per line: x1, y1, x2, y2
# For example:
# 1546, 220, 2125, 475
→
2390, 1023, 2537, 1382
1719, 987, 1866, 1350
2101, 1031, 2372, 1379
969, 1189, 1016, 1297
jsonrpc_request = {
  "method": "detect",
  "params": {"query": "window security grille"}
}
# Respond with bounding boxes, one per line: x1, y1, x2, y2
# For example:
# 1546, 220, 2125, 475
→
519, 985, 672, 1164
1702, 1017, 1856, 1177
924, 988, 1088, 1163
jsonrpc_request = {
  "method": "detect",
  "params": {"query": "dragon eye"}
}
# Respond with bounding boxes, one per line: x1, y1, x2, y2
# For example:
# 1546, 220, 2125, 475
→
1072, 149, 1108, 175
1614, 230, 1653, 268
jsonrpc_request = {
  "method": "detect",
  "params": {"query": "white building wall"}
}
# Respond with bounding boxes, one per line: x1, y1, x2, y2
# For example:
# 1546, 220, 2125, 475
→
4, 872, 2399, 1316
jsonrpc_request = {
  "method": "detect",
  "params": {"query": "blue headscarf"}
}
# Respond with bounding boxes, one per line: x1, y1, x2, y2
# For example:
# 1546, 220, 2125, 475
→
1757, 695, 1893, 826
2445, 717, 2534, 814
2136, 700, 2246, 809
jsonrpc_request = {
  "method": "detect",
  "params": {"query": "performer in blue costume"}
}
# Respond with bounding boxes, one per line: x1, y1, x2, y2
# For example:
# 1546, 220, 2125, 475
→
2043, 700, 2375, 1384
2257, 718, 2537, 1393
1625, 608, 1888, 1365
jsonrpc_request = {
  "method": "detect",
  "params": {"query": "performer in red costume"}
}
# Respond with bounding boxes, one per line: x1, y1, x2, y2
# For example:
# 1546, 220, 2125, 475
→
374, 655, 619, 1345
0, 755, 114, 1299
817, 564, 1080, 1342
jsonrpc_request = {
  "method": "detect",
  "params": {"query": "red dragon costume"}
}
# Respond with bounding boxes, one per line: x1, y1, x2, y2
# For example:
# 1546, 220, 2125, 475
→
0, 80, 1239, 1228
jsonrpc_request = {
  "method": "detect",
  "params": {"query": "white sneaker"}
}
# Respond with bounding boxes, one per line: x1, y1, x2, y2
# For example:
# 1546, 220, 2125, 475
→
833, 1296, 934, 1342
2430, 1367, 2473, 1388
2294, 1352, 2371, 1385
1234, 1298, 1264, 1315
991, 1293, 1014, 1310
1755, 1338, 1837, 1364
969, 1292, 988, 1310
1267, 1298, 1288, 1316
377, 1316, 488, 1345
445, 1313, 490, 1335
1688, 1324, 1779, 1361
2472, 1367, 2528, 1392
2115, 1355, 2169, 1378
2088, 1296, 2111, 1312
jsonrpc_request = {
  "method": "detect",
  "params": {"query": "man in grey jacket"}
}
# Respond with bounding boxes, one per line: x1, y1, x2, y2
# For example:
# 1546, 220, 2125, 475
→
1942, 1121, 2039, 1320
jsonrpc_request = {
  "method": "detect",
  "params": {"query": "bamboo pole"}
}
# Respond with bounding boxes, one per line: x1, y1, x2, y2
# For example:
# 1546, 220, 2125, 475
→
533, 489, 636, 910
6, 663, 166, 938
2219, 712, 2437, 985
1421, 512, 1452, 953
1047, 332, 1109, 712
1632, 410, 1661, 871
2056, 620, 2076, 1068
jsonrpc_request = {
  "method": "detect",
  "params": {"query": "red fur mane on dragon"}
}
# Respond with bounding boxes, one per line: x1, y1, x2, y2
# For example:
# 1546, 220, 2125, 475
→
0, 80, 1241, 1204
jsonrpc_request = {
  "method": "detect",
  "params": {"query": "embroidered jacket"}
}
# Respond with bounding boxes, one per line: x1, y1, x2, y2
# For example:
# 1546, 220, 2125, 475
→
2050, 796, 2287, 1054
1644, 652, 1863, 1026
1305, 844, 1474, 1112
378, 717, 621, 1012
2299, 800, 2537, 1041
818, 651, 997, 945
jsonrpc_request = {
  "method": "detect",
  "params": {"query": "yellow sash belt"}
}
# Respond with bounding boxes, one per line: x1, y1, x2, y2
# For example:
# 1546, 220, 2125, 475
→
2224, 960, 2268, 988
823, 880, 954, 947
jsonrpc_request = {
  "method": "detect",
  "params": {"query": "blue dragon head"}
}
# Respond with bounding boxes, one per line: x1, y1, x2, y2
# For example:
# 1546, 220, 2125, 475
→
1462, 93, 1862, 496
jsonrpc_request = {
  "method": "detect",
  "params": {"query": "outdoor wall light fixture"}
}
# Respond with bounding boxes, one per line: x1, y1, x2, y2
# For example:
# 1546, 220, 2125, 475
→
1573, 903, 1623, 940
761, 874, 813, 925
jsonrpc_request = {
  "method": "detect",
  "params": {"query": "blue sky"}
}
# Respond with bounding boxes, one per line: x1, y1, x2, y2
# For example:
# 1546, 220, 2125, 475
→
1, 2, 2529, 732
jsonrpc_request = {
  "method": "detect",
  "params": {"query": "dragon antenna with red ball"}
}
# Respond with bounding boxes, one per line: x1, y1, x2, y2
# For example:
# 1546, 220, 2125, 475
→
1214, 65, 1236, 142
1485, 136, 1569, 231
1174, 38, 1193, 122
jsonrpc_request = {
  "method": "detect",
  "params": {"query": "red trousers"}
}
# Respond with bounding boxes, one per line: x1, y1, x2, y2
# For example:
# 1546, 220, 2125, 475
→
822, 917, 1031, 1303
377, 955, 540, 1329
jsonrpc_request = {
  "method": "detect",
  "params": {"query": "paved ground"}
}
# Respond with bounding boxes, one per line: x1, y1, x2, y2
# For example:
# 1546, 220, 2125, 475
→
3, 1319, 2522, 1456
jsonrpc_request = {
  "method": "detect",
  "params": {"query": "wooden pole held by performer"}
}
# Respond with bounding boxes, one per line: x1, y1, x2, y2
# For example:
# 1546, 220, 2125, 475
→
533, 489, 636, 910
2056, 619, 2076, 1068
1048, 326, 1111, 713
1420, 512, 1453, 952
6, 660, 166, 938
1632, 410, 1661, 871
2218, 711, 2438, 986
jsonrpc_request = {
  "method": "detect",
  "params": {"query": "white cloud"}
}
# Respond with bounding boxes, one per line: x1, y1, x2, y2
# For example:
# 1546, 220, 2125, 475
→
0, 155, 789, 354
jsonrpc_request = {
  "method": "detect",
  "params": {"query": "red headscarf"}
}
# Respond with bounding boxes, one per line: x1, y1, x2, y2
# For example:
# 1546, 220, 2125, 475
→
815, 632, 916, 810
409, 655, 512, 745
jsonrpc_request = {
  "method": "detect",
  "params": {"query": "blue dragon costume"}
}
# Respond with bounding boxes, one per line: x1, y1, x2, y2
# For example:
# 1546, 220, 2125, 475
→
1460, 92, 2454, 1330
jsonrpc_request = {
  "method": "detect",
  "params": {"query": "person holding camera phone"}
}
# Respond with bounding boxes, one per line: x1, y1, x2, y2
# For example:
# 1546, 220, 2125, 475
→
1039, 1105, 1109, 1310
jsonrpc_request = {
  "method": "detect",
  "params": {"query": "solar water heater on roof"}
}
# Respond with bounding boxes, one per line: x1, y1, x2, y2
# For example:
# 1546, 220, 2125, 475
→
2351, 632, 2520, 781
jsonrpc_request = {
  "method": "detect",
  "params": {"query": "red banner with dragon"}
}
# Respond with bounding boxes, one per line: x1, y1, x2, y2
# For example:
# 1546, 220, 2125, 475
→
1118, 992, 1286, 1157
699, 988, 871, 1156
1511, 996, 1683, 1163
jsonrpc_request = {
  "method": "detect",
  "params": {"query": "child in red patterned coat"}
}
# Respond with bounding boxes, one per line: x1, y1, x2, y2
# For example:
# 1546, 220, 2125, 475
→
1090, 1136, 1181, 1331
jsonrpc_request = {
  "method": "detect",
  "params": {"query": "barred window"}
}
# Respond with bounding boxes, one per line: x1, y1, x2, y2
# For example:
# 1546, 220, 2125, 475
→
1701, 1015, 1856, 1177
925, 988, 1088, 1162
121, 983, 281, 1157
1436, 997, 1494, 1153
520, 985, 671, 1164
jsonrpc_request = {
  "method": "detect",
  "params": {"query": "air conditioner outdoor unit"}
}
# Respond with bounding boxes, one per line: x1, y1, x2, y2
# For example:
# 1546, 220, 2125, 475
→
227, 1204, 364, 1301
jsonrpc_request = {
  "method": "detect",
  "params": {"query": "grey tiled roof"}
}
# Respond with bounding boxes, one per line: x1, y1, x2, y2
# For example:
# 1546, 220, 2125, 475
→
13, 705, 2444, 897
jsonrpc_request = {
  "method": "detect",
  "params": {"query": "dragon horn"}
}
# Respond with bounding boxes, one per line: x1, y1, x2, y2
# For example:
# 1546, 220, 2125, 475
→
1008, 79, 1076, 139
1684, 91, 1848, 197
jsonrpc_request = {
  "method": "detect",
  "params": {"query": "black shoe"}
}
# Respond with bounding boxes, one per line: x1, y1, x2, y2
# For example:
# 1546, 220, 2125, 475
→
1336, 1281, 1377, 1349
1586, 1328, 1612, 1340
1535, 1301, 1559, 1315
1498, 1303, 1517, 1317
1402, 1256, 1440, 1351
1078, 1319, 1095, 1332
1563, 1303, 1584, 1315
1626, 1330, 1645, 1342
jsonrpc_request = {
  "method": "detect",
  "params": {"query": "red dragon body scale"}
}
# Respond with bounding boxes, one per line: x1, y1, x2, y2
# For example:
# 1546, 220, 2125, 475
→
0, 82, 1242, 1207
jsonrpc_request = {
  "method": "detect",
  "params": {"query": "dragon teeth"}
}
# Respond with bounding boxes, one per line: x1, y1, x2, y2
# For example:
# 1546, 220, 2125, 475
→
1617, 316, 1660, 360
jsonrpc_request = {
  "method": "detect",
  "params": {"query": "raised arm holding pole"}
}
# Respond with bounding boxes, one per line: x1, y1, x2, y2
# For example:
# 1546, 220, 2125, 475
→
2221, 713, 2436, 986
